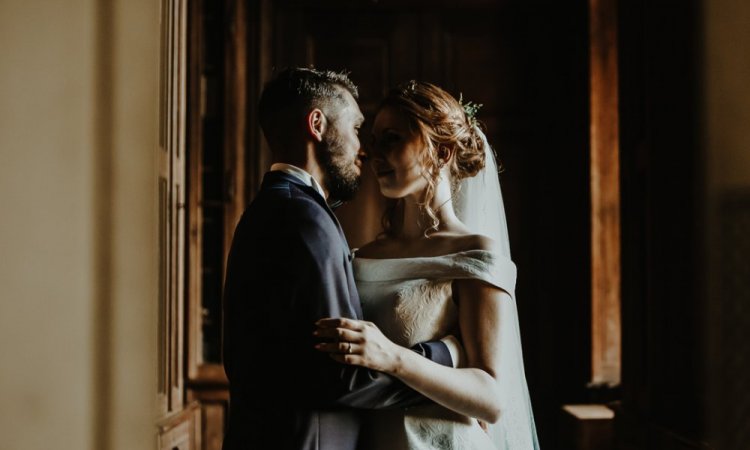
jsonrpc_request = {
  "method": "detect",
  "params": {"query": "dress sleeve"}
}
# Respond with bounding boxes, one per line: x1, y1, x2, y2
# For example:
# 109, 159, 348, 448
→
451, 250, 517, 299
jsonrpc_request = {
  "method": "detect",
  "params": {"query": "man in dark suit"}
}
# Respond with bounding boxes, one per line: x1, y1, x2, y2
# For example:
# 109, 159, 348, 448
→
221, 68, 455, 450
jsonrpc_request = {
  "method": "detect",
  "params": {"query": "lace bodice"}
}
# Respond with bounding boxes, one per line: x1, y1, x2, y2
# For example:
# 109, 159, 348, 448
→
355, 250, 516, 348
354, 250, 539, 450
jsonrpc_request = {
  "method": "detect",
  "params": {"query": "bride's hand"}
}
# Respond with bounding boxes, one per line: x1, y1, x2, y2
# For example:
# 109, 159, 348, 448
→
313, 318, 403, 374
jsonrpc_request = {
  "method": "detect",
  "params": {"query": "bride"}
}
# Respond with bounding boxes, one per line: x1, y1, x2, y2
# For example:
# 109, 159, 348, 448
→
315, 81, 539, 449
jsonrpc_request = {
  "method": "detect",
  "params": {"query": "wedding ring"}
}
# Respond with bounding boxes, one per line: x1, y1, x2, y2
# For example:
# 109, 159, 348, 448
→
347, 342, 352, 354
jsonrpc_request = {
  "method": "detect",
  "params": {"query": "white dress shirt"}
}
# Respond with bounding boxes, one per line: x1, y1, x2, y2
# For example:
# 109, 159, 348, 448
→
270, 163, 326, 199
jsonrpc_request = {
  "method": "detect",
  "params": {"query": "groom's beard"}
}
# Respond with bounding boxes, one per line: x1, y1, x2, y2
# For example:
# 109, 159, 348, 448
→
318, 129, 360, 202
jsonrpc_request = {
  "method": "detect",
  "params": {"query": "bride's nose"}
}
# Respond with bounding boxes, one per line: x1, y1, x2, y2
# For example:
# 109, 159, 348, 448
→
367, 139, 386, 161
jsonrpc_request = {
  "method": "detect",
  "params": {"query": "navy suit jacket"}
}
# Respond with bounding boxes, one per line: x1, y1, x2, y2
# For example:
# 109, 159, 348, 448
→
222, 172, 452, 450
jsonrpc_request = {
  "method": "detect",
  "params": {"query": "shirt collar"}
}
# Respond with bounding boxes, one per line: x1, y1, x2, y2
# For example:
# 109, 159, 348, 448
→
269, 163, 327, 199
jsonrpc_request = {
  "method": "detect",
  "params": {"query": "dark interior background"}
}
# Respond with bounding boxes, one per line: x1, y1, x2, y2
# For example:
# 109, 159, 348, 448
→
255, 1, 592, 448
234, 0, 747, 448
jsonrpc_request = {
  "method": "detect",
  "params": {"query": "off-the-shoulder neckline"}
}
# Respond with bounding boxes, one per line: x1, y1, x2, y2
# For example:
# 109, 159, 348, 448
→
353, 248, 495, 262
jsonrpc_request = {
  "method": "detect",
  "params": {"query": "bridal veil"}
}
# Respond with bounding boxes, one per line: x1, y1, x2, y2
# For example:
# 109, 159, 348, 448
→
453, 127, 541, 449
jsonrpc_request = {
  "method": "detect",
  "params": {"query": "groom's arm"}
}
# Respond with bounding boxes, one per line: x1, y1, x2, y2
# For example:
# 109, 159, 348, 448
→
328, 340, 455, 409
311, 318, 456, 410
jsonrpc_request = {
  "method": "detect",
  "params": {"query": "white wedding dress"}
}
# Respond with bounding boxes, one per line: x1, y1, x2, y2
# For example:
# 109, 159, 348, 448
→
354, 249, 538, 450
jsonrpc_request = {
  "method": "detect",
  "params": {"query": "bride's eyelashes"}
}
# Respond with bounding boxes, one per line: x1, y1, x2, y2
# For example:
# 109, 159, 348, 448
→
371, 131, 402, 151
381, 131, 401, 145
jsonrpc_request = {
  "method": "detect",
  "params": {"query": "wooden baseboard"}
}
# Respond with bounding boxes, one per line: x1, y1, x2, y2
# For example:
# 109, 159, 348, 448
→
560, 404, 615, 450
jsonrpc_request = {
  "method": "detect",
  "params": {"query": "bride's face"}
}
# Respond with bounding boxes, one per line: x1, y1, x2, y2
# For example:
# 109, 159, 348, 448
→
370, 106, 430, 199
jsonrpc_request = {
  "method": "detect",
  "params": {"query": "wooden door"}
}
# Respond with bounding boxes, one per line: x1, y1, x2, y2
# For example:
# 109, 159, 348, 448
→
158, 0, 203, 448
158, 0, 187, 418
182, 0, 247, 449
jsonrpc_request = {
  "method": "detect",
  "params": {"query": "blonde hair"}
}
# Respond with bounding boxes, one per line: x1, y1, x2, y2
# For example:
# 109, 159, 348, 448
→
380, 81, 486, 236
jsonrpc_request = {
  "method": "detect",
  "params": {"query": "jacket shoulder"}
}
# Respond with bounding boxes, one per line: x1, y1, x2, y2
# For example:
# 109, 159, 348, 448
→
248, 181, 333, 235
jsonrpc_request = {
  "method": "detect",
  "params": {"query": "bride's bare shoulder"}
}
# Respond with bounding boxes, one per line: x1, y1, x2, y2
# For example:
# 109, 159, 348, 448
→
443, 233, 499, 254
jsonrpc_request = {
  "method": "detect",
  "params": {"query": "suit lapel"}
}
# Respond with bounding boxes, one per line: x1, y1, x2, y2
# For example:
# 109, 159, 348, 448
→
262, 171, 351, 249
262, 171, 363, 319
299, 185, 350, 246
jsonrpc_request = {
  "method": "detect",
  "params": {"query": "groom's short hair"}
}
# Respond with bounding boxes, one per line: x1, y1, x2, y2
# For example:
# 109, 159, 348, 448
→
259, 67, 358, 151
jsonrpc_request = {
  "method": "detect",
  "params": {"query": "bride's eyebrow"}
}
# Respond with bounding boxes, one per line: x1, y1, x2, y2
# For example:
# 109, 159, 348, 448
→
374, 127, 400, 136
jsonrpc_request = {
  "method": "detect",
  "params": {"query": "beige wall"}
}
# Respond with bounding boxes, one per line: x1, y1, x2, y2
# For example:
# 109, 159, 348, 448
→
0, 1, 159, 449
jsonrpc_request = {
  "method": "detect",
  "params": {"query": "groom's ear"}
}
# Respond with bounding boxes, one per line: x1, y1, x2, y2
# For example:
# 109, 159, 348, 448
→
306, 109, 326, 143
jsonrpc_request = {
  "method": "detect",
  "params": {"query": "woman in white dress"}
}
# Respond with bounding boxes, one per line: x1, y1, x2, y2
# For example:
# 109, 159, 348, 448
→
315, 81, 539, 449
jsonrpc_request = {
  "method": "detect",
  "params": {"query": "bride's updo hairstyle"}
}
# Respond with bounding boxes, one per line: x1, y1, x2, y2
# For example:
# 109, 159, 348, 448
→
380, 80, 486, 236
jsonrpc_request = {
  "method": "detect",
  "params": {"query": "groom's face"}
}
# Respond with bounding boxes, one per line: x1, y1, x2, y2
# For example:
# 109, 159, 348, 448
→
318, 89, 366, 201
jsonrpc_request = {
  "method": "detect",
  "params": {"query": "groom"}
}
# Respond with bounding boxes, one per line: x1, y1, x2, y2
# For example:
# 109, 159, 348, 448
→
221, 68, 455, 450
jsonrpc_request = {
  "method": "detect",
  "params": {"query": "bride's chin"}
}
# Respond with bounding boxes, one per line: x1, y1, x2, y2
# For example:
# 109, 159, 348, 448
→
376, 178, 414, 199
377, 186, 402, 200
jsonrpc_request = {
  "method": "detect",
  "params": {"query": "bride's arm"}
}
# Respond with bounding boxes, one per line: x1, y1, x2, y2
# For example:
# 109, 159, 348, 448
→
314, 279, 510, 423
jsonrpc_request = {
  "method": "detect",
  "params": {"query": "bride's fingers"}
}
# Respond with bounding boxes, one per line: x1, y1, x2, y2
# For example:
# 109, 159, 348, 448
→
313, 327, 363, 342
315, 317, 365, 331
314, 341, 360, 354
